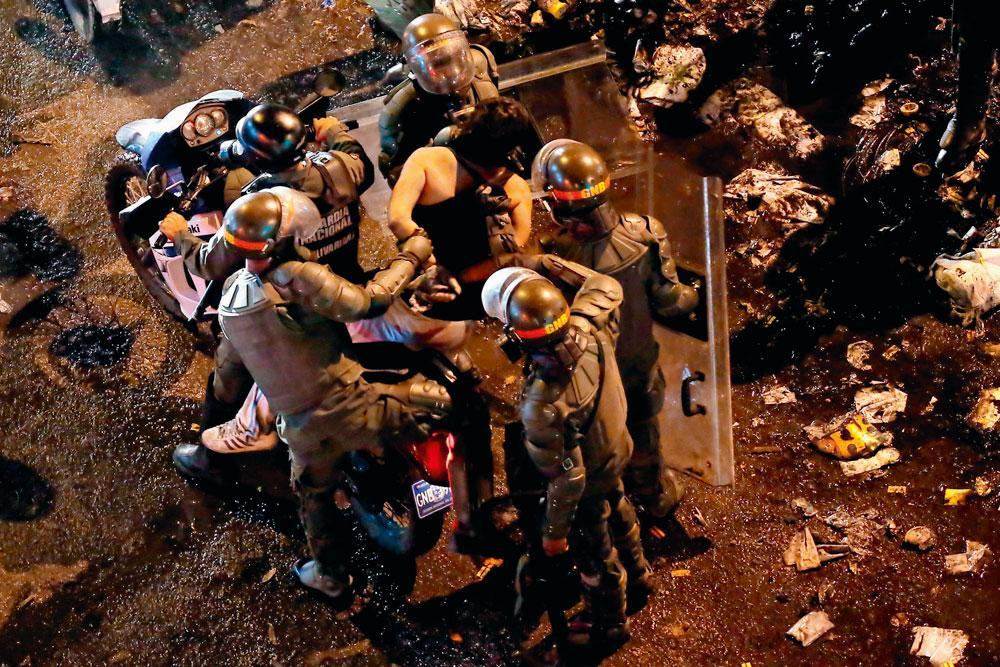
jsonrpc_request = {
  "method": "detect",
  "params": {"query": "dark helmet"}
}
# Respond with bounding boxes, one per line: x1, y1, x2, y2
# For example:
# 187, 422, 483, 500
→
402, 14, 475, 96
531, 140, 617, 238
234, 104, 305, 171
482, 267, 570, 347
222, 191, 283, 259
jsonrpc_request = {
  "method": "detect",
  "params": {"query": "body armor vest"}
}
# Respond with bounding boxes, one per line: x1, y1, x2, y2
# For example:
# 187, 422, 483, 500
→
218, 269, 362, 415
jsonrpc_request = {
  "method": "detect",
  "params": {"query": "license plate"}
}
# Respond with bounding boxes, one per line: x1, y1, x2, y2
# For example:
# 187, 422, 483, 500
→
411, 479, 452, 519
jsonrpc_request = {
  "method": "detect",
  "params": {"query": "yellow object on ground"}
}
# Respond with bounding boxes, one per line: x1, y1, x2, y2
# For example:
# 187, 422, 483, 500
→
814, 414, 885, 460
944, 488, 973, 505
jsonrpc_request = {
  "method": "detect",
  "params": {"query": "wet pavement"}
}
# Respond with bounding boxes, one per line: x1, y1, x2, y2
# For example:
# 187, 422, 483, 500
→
2, 0, 1000, 665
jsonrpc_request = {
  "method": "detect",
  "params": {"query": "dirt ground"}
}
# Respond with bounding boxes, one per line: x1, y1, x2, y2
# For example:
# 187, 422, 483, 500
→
2, 0, 1000, 665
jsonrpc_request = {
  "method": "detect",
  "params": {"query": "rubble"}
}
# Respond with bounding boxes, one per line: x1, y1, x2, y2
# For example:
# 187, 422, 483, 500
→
910, 626, 969, 665
849, 78, 893, 130
839, 447, 900, 477
903, 526, 936, 552
783, 527, 850, 571
786, 611, 834, 647
944, 489, 973, 506
633, 44, 706, 109
791, 497, 817, 518
967, 388, 1000, 434
933, 248, 1000, 326
824, 509, 884, 558
724, 169, 834, 236
853, 386, 907, 424
698, 78, 825, 161
974, 476, 993, 497
762, 384, 796, 405
805, 413, 889, 460
944, 541, 991, 575
846, 341, 874, 371
435, 0, 528, 37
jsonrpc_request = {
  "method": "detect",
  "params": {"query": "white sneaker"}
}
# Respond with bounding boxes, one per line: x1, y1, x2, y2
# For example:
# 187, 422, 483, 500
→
201, 385, 279, 454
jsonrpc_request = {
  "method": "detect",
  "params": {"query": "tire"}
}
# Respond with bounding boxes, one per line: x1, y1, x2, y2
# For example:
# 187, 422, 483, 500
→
105, 153, 185, 321
347, 448, 446, 558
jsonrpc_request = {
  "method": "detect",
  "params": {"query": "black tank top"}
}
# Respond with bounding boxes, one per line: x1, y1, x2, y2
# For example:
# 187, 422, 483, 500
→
411, 151, 493, 320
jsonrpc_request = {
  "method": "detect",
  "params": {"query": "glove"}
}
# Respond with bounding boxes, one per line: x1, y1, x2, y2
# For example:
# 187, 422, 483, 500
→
408, 265, 462, 313
550, 325, 589, 370
313, 116, 348, 143
476, 184, 514, 215
158, 211, 188, 241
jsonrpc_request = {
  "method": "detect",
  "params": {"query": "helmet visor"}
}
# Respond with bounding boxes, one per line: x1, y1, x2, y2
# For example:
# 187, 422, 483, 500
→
407, 32, 475, 95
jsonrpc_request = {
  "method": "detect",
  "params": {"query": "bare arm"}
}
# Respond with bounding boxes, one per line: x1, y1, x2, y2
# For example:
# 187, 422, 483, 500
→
387, 149, 431, 242
503, 174, 533, 248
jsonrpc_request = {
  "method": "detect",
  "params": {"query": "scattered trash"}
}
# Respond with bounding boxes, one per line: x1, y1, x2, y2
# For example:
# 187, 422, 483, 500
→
267, 622, 278, 646
923, 396, 938, 415
783, 527, 850, 571
874, 148, 901, 176
891, 612, 910, 628
900, 101, 920, 117
763, 385, 797, 405
944, 488, 973, 506
883, 345, 902, 360
475, 558, 503, 580
724, 169, 834, 237
750, 445, 782, 454
792, 497, 817, 518
853, 386, 907, 423
887, 485, 907, 494
805, 413, 889, 460
671, 569, 691, 577
840, 447, 901, 477
824, 509, 884, 557
213, 23, 224, 34
692, 506, 708, 527
910, 626, 969, 665
699, 78, 825, 161
974, 476, 993, 497
787, 611, 834, 647
912, 162, 932, 178
944, 541, 990, 575
903, 526, 936, 552
261, 567, 277, 583
634, 44, 706, 109
933, 248, 1000, 325
450, 632, 464, 643
846, 341, 874, 371
968, 388, 1000, 434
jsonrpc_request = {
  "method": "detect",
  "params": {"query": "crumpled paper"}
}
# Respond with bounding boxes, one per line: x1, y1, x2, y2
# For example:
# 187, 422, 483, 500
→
933, 247, 1000, 326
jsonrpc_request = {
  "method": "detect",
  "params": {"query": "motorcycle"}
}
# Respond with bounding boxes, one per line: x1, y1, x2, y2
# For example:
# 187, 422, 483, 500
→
105, 72, 344, 323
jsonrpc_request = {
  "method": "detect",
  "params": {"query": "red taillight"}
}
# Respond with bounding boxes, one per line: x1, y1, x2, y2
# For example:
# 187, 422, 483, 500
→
407, 431, 453, 484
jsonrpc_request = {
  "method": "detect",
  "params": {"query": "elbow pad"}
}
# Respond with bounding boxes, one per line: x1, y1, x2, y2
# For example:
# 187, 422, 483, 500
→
542, 447, 586, 540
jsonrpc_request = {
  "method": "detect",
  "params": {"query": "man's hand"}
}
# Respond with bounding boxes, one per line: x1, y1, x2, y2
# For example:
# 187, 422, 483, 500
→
313, 116, 348, 143
408, 265, 461, 312
476, 185, 514, 215
542, 536, 569, 557
158, 211, 188, 241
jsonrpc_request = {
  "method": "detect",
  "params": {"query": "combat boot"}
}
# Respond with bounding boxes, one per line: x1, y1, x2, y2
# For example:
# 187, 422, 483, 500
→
643, 468, 685, 519
294, 559, 355, 611
172, 372, 243, 483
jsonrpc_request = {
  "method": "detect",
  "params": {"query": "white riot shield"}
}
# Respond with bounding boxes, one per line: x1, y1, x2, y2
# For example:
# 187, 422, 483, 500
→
332, 41, 733, 486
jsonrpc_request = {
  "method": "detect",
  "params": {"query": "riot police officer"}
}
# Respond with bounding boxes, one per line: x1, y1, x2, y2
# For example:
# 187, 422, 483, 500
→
378, 13, 500, 182
483, 257, 653, 649
532, 140, 698, 519
158, 104, 375, 480
212, 190, 443, 606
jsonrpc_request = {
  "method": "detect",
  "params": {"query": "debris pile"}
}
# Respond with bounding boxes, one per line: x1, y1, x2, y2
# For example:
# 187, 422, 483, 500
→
699, 78, 825, 162
933, 248, 1000, 326
910, 626, 969, 666
632, 44, 706, 109
944, 540, 991, 575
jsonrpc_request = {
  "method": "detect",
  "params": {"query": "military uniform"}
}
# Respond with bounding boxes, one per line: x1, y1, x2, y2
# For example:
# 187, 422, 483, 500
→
545, 212, 690, 516
216, 235, 442, 586
171, 123, 375, 435
502, 254, 651, 641
377, 44, 499, 183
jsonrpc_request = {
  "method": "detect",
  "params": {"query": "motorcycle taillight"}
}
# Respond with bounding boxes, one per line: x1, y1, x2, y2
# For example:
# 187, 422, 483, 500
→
407, 431, 453, 484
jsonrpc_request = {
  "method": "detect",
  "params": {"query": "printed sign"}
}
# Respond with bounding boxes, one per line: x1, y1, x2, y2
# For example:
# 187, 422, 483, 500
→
411, 479, 452, 519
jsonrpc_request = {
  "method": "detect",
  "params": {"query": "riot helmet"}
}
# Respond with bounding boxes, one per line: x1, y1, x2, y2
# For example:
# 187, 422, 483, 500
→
222, 187, 323, 259
532, 140, 617, 239
482, 267, 571, 348
402, 14, 475, 96
232, 104, 306, 172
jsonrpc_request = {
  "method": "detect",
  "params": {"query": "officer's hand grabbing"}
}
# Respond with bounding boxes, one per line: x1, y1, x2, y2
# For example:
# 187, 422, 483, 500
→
158, 211, 188, 241
476, 185, 514, 215
313, 116, 348, 144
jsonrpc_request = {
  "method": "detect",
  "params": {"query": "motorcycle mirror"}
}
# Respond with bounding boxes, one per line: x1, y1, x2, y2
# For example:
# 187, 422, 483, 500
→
313, 70, 346, 98
147, 165, 168, 199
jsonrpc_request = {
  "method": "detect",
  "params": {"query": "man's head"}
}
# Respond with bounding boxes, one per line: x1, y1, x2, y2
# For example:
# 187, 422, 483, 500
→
403, 14, 475, 97
531, 139, 617, 239
482, 267, 571, 349
225, 104, 306, 173
222, 187, 323, 264
451, 97, 536, 183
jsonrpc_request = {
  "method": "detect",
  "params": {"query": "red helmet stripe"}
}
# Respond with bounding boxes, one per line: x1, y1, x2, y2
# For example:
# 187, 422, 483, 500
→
513, 308, 570, 340
224, 229, 269, 252
551, 177, 610, 202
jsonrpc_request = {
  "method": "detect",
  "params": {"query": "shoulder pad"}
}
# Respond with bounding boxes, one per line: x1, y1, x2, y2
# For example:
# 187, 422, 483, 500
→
470, 44, 499, 81
384, 78, 413, 105
219, 270, 272, 316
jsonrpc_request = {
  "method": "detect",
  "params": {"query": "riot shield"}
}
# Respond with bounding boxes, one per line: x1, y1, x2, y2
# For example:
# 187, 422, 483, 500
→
332, 41, 734, 486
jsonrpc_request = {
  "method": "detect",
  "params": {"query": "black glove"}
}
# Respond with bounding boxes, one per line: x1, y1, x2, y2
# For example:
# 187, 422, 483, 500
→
408, 265, 462, 313
476, 184, 514, 215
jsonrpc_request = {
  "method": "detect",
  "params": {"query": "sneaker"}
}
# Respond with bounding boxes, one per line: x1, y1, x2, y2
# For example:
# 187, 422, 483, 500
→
294, 559, 355, 611
201, 386, 278, 454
